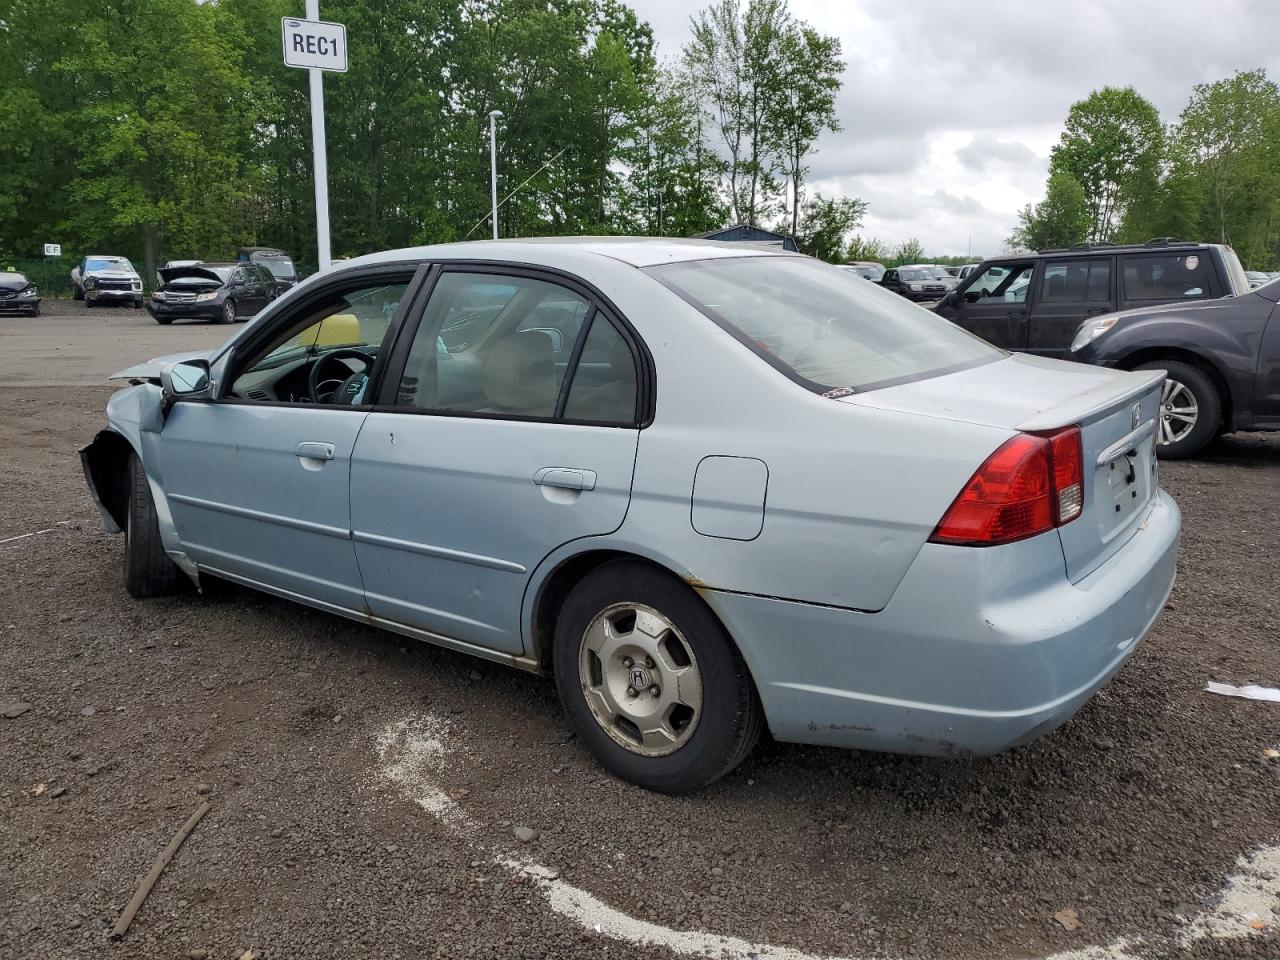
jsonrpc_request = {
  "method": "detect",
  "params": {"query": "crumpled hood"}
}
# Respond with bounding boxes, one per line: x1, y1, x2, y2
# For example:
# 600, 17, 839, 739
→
0, 276, 30, 291
841, 352, 1163, 432
109, 348, 220, 381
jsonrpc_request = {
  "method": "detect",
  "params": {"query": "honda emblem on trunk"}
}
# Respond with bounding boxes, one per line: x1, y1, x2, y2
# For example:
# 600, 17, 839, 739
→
1132, 402, 1142, 429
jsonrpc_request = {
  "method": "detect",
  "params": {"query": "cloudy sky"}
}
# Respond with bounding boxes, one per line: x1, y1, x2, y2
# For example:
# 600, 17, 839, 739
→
633, 0, 1280, 257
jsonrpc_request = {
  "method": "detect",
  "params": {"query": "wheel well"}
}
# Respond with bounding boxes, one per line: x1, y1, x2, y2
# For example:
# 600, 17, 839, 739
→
84, 431, 136, 530
1119, 347, 1232, 431
531, 551, 699, 673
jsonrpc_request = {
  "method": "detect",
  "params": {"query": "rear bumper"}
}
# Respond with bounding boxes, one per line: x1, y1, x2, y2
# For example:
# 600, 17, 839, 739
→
703, 488, 1180, 757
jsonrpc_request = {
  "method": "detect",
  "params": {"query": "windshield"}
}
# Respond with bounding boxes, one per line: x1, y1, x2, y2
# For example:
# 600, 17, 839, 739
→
899, 269, 927, 281
648, 257, 1001, 393
86, 258, 132, 272
257, 256, 296, 279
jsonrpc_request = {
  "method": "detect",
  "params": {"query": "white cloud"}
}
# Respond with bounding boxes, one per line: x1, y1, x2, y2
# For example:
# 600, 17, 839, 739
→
634, 0, 1280, 256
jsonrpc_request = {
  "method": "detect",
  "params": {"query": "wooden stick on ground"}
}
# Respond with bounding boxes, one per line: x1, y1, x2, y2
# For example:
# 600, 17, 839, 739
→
111, 800, 211, 940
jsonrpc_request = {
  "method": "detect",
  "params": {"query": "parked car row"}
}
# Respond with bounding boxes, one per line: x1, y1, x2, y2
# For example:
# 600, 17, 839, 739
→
60, 247, 300, 324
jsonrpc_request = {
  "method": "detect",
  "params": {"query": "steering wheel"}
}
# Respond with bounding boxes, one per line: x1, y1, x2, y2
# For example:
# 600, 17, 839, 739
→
308, 348, 375, 404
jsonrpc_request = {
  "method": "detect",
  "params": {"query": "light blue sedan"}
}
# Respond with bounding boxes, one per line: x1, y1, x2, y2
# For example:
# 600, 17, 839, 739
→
82, 239, 1180, 792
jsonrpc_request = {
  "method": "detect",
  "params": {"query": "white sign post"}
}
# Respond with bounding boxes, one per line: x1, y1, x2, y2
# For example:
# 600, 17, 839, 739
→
282, 4, 347, 272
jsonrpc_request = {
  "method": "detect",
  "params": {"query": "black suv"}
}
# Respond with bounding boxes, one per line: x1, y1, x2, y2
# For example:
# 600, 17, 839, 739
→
934, 239, 1251, 361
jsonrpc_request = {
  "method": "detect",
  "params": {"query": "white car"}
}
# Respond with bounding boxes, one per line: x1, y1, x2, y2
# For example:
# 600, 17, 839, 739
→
71, 255, 144, 308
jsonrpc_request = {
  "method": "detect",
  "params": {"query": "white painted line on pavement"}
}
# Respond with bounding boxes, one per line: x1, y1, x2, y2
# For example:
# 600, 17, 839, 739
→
0, 521, 72, 546
371, 712, 1277, 960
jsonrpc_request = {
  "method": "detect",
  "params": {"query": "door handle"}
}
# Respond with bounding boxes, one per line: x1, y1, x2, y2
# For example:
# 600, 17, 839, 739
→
295, 441, 335, 461
533, 467, 596, 491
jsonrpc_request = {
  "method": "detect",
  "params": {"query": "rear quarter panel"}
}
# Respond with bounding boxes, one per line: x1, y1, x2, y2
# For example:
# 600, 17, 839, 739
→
518, 264, 1014, 616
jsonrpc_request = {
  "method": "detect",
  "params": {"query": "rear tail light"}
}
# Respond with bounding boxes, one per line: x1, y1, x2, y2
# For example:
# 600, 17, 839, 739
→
929, 426, 1083, 547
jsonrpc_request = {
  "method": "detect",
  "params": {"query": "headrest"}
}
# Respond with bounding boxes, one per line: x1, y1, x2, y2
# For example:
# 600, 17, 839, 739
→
484, 331, 555, 415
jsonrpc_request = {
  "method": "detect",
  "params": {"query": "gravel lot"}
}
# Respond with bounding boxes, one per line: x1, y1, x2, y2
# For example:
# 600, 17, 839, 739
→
1, 307, 1278, 960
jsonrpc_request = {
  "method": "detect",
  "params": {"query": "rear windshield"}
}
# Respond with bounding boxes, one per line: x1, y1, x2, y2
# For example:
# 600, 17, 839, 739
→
648, 256, 1001, 393
256, 256, 296, 279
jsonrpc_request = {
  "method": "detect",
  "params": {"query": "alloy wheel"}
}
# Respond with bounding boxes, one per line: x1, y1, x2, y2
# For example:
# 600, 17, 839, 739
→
1159, 378, 1198, 445
578, 602, 703, 757
222, 300, 236, 324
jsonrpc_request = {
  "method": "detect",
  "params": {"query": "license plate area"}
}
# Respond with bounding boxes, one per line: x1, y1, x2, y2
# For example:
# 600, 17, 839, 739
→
1097, 432, 1155, 540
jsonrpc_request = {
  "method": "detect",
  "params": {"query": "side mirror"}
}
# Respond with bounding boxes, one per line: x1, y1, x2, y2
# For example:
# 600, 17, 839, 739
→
160, 359, 213, 406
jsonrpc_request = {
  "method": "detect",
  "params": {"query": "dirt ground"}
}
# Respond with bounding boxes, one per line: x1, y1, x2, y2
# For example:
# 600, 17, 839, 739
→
1, 308, 1278, 960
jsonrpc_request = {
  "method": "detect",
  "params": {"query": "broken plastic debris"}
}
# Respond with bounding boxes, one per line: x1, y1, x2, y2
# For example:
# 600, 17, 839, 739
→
1053, 908, 1082, 931
1204, 682, 1280, 703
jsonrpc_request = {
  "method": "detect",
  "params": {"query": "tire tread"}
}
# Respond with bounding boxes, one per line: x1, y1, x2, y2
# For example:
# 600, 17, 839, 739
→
124, 453, 184, 598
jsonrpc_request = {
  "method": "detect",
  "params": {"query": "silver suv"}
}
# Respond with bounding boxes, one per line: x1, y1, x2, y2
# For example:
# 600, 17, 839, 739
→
71, 255, 144, 308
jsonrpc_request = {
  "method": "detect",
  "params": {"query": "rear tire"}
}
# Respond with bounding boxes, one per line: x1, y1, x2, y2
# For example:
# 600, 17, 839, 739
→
1136, 360, 1220, 460
73, 284, 83, 301
552, 561, 763, 793
124, 453, 184, 598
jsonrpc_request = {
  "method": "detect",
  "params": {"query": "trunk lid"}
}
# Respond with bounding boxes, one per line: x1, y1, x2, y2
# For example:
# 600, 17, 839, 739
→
844, 353, 1164, 581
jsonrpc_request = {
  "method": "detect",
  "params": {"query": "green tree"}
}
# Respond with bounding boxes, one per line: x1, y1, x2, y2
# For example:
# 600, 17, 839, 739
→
845, 235, 890, 263
1174, 69, 1280, 263
1050, 86, 1164, 243
1008, 172, 1091, 252
768, 24, 842, 239
685, 0, 792, 226
782, 193, 865, 262
891, 237, 925, 264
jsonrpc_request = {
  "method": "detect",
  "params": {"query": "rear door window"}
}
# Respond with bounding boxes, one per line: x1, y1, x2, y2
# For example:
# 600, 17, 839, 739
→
1121, 253, 1212, 302
1039, 259, 1111, 303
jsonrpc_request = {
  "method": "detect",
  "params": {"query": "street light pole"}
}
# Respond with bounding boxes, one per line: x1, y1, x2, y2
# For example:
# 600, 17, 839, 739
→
489, 110, 503, 241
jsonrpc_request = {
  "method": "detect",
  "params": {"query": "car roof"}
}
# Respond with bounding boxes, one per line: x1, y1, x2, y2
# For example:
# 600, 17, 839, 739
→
198, 261, 237, 268
331, 237, 802, 272
983, 241, 1221, 265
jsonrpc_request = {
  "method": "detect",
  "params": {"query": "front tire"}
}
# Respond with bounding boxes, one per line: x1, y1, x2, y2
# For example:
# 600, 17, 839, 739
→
1136, 360, 1221, 459
124, 453, 184, 598
154, 315, 173, 326
553, 561, 763, 793
219, 299, 236, 324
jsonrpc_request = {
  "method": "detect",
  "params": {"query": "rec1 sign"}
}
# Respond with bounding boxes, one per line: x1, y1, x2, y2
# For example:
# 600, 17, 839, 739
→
281, 17, 347, 72
283, 3, 345, 273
